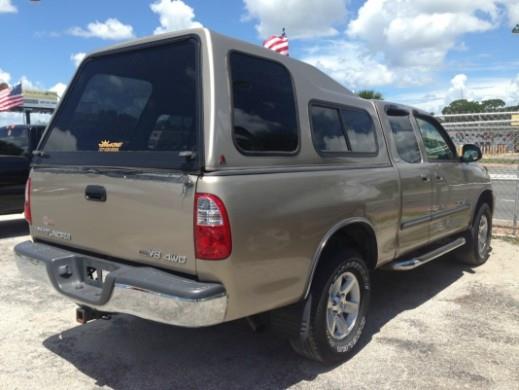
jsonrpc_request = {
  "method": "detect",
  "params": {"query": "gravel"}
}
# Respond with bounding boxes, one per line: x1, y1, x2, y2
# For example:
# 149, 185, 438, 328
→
0, 214, 518, 390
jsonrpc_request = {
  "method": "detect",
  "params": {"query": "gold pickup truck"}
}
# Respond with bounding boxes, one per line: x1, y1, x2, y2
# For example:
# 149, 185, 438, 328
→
14, 28, 493, 363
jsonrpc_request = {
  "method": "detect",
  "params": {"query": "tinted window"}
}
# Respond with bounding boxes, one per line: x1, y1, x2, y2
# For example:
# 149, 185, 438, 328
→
311, 106, 348, 153
340, 109, 377, 153
41, 38, 200, 170
230, 53, 298, 153
0, 125, 28, 156
388, 116, 421, 163
416, 117, 455, 161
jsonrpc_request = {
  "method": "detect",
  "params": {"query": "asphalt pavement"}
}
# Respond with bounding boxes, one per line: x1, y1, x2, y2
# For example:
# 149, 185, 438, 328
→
0, 215, 518, 389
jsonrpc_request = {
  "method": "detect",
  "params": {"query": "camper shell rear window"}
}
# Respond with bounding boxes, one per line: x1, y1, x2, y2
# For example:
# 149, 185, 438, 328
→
37, 36, 202, 171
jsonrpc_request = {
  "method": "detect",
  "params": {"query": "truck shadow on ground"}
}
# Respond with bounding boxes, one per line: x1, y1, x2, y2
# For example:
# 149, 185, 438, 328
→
0, 218, 28, 239
43, 256, 472, 389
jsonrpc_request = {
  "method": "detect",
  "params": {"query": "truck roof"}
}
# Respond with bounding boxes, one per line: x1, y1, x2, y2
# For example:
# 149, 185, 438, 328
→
83, 27, 355, 101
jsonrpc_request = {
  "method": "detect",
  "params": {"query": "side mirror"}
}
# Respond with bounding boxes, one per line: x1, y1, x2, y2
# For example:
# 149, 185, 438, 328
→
461, 144, 482, 163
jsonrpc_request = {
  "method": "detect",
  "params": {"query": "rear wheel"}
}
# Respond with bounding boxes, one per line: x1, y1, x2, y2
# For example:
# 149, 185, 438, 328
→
290, 248, 370, 363
455, 203, 492, 266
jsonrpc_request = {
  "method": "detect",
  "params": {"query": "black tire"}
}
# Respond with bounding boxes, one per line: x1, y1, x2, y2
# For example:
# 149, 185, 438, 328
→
455, 203, 492, 266
289, 248, 370, 363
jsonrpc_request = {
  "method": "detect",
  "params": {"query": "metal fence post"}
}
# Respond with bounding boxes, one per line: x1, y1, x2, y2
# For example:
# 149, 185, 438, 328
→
514, 164, 519, 235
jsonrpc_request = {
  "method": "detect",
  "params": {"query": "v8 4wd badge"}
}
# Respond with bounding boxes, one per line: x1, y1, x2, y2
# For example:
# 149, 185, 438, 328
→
138, 249, 187, 264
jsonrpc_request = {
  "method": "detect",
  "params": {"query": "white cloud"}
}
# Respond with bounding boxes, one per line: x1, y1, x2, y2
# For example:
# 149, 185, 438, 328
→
445, 74, 474, 102
0, 0, 16, 13
510, 74, 519, 100
504, 0, 519, 27
300, 0, 519, 91
150, 0, 202, 35
391, 73, 519, 114
243, 0, 348, 39
71, 52, 86, 67
0, 112, 25, 127
347, 0, 502, 69
0, 111, 52, 127
0, 67, 66, 103
50, 82, 67, 99
302, 41, 395, 89
0, 68, 11, 84
69, 18, 135, 40
20, 76, 38, 90
301, 39, 438, 89
443, 73, 519, 107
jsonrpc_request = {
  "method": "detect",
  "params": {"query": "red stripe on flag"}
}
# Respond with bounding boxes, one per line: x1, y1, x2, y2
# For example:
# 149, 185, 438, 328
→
0, 96, 24, 111
263, 34, 289, 56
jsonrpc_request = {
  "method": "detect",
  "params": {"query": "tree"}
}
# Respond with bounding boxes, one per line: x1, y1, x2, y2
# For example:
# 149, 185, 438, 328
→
441, 98, 510, 115
481, 99, 506, 112
356, 90, 383, 100
441, 99, 482, 115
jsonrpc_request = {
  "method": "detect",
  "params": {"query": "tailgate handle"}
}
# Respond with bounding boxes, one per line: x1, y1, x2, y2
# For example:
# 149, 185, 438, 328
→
85, 185, 107, 202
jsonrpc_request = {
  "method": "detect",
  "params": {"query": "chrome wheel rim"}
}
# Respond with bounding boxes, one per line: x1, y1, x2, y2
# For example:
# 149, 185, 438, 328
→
326, 271, 360, 341
478, 214, 489, 258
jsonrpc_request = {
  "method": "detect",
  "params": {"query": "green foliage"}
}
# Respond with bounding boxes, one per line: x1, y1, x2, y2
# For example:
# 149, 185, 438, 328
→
356, 90, 383, 100
481, 99, 506, 111
441, 98, 510, 115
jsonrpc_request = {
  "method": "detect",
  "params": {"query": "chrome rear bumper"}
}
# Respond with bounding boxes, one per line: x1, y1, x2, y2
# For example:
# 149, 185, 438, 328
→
15, 241, 227, 327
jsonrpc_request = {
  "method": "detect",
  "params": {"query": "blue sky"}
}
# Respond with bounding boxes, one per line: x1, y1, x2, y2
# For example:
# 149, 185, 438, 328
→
1, 0, 518, 114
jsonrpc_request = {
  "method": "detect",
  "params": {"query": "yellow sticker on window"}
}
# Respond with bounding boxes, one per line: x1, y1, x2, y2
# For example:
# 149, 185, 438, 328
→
98, 140, 124, 152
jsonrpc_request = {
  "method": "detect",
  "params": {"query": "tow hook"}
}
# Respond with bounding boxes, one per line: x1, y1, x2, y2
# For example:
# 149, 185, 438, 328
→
76, 306, 111, 324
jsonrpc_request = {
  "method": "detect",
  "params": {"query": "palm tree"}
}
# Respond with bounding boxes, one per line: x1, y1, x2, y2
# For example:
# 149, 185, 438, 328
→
356, 90, 384, 100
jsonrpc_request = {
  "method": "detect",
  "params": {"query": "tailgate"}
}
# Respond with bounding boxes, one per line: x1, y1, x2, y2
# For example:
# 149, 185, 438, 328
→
27, 36, 204, 275
30, 169, 198, 274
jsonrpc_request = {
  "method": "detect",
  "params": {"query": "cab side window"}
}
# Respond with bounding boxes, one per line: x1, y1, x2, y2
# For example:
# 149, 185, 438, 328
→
387, 116, 421, 164
230, 52, 298, 153
416, 117, 456, 161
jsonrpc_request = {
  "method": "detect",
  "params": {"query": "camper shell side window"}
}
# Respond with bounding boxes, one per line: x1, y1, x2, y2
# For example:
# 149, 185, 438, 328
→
229, 51, 299, 155
309, 101, 379, 157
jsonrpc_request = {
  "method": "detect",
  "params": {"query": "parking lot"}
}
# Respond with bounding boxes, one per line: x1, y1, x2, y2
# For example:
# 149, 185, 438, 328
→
0, 214, 518, 390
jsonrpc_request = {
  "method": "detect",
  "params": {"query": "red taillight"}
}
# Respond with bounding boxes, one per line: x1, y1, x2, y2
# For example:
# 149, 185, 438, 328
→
24, 177, 32, 224
194, 193, 232, 260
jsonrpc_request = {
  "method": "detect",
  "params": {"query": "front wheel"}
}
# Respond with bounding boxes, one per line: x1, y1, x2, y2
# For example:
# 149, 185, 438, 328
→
455, 203, 492, 266
290, 249, 370, 363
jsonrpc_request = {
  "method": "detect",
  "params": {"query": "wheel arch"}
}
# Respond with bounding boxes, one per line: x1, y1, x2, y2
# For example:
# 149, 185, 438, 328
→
473, 189, 494, 225
303, 218, 378, 299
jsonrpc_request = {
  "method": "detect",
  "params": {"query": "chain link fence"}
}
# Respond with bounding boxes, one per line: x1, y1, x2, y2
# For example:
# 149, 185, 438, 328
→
437, 111, 519, 235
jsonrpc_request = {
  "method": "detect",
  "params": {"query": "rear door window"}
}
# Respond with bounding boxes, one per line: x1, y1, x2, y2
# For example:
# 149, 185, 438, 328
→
40, 37, 201, 170
388, 116, 422, 164
230, 52, 298, 153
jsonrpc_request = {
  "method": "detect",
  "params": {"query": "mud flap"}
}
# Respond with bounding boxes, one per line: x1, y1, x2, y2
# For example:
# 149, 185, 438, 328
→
269, 294, 313, 341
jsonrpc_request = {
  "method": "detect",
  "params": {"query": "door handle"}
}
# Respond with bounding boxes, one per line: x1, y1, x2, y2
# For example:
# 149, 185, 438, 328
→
420, 174, 431, 182
85, 185, 107, 202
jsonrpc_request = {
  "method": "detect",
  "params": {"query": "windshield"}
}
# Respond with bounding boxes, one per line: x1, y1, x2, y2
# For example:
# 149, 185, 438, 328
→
0, 125, 29, 156
39, 37, 201, 170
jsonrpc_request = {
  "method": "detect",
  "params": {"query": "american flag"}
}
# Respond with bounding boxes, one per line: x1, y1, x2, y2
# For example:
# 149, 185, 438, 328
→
0, 83, 24, 111
263, 29, 289, 56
